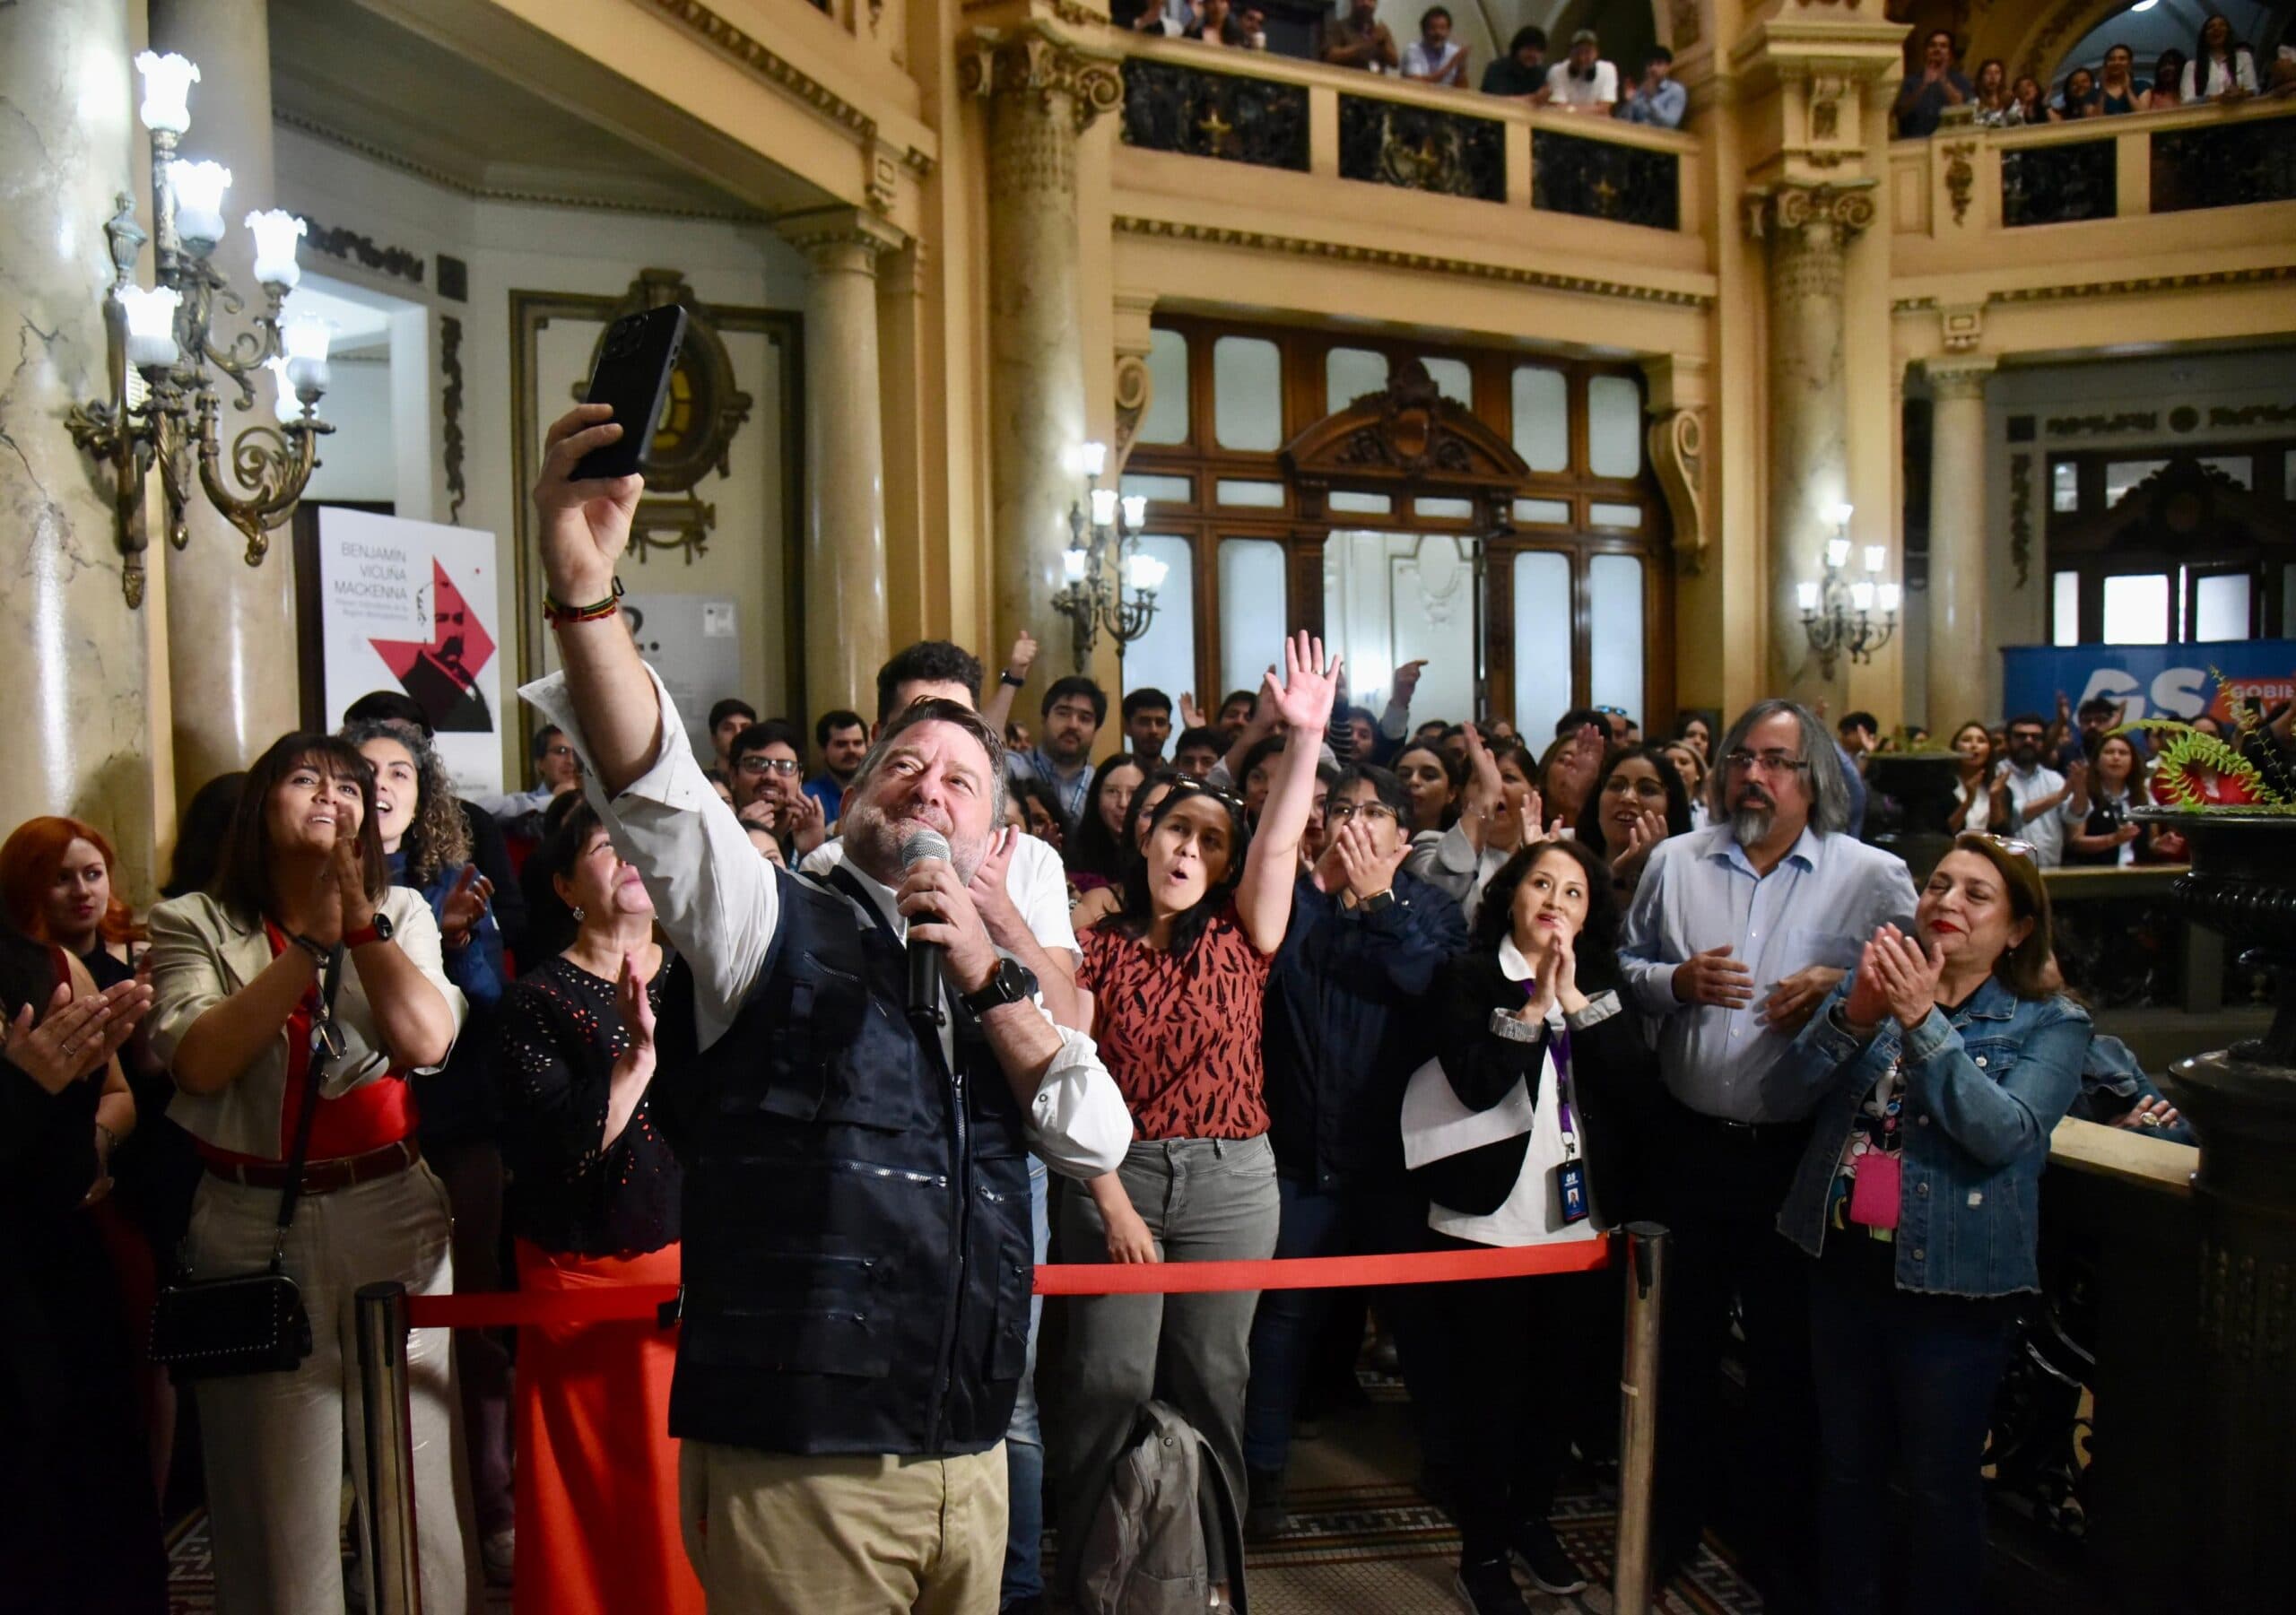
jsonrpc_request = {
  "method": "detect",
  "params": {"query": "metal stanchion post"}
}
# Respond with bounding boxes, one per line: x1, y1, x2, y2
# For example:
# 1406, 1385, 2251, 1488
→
355, 1281, 422, 1615
1613, 1221, 1668, 1615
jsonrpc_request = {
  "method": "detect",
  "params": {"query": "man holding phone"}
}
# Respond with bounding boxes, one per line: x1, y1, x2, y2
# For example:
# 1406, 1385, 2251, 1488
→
522, 402, 1130, 1611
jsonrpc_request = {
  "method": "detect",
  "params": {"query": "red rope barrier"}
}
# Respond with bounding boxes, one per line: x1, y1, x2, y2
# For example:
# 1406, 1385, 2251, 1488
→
402, 1240, 1611, 1331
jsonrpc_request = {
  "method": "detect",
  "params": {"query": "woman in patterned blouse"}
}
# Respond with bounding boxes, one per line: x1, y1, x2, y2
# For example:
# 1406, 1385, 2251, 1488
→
495, 803, 700, 1614
1050, 633, 1341, 1606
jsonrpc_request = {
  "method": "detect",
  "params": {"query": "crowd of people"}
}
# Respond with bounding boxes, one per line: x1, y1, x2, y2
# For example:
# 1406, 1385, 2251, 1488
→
1894, 14, 2296, 137
1, 398, 2205, 1615
1129, 0, 1688, 129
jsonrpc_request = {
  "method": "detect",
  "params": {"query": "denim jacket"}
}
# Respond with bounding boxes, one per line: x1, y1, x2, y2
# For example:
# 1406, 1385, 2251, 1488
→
1765, 974, 2090, 1298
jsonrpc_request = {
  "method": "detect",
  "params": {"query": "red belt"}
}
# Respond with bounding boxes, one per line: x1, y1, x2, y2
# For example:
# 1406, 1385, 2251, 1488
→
204, 1136, 422, 1195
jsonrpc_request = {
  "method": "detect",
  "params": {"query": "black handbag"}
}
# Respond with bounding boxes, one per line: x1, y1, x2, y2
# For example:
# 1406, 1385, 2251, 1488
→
149, 944, 342, 1384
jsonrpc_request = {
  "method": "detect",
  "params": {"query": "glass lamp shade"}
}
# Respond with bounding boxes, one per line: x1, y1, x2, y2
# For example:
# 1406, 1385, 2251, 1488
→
245, 209, 305, 290
265, 357, 300, 424
1074, 440, 1109, 479
1796, 580, 1822, 614
118, 285, 181, 369
169, 160, 232, 251
1829, 501, 1856, 529
135, 51, 199, 135
1877, 584, 1903, 614
1863, 545, 1887, 575
1120, 493, 1148, 530
1125, 553, 1169, 592
1062, 548, 1087, 584
1824, 537, 1852, 571
280, 309, 332, 400
1090, 487, 1119, 528
1849, 582, 1876, 612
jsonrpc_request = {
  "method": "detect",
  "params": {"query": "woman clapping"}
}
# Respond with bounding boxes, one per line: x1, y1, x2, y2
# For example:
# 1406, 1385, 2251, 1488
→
1762, 835, 2089, 1615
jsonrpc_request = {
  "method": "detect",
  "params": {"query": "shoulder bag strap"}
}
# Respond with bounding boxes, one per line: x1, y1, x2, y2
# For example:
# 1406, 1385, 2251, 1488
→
266, 943, 345, 1273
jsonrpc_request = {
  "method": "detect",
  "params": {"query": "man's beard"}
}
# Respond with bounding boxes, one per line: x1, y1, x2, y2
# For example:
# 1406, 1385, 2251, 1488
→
1729, 793, 1774, 847
841, 794, 981, 886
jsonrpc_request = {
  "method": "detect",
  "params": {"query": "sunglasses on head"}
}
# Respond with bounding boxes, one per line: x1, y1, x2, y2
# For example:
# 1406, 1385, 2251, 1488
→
1160, 777, 1249, 815
1961, 831, 2038, 863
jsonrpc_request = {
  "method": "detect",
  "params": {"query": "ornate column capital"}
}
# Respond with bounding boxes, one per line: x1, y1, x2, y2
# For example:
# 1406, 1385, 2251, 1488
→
1744, 178, 1879, 244
959, 23, 1125, 131
1925, 355, 1998, 399
775, 206, 908, 274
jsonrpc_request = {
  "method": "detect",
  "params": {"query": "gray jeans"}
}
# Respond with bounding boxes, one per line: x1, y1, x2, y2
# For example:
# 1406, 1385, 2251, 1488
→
1049, 1134, 1279, 1593
186, 1160, 476, 1615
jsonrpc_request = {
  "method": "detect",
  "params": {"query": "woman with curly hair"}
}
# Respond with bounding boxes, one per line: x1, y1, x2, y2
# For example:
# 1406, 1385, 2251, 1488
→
345, 717, 517, 1576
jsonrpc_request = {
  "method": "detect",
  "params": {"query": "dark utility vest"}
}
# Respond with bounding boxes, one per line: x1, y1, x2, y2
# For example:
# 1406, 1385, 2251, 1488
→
654, 864, 1034, 1456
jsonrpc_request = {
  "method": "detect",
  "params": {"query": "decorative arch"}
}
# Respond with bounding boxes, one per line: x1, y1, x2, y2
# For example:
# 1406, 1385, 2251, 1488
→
1279, 359, 1530, 525
1960, 0, 2142, 82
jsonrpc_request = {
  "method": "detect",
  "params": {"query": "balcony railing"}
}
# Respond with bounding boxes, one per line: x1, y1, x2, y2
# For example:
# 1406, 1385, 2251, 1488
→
1115, 40, 1693, 233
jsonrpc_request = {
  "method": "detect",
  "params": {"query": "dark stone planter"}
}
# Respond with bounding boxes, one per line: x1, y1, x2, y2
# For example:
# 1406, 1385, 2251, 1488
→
1861, 750, 1961, 876
2133, 807, 2296, 1614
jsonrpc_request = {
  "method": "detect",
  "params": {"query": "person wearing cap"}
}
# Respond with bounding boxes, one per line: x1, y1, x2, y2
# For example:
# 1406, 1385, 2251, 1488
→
1544, 28, 1619, 114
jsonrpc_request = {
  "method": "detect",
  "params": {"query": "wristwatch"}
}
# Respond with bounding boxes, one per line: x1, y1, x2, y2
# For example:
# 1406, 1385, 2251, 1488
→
1361, 889, 1396, 914
344, 911, 396, 950
961, 958, 1039, 1017
999, 670, 1028, 689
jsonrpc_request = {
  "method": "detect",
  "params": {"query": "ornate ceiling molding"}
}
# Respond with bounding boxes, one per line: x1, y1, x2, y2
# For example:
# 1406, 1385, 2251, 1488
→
1895, 264, 2296, 319
643, 0, 875, 140
1111, 215, 1714, 308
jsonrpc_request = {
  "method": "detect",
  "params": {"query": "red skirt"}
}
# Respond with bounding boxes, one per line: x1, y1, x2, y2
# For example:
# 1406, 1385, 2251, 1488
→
513, 1238, 704, 1615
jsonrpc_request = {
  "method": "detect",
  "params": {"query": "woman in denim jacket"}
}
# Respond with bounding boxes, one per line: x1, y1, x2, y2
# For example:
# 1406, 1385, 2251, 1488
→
1761, 833, 2088, 1615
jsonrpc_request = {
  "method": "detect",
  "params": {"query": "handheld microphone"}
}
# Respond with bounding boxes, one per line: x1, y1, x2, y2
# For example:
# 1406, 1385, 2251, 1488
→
900, 828, 952, 1029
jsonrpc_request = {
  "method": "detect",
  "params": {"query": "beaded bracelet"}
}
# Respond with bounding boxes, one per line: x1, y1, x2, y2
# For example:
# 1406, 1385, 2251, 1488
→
543, 575, 623, 628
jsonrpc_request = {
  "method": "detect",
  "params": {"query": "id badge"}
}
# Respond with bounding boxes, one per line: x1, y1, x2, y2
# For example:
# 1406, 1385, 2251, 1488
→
1552, 1158, 1590, 1225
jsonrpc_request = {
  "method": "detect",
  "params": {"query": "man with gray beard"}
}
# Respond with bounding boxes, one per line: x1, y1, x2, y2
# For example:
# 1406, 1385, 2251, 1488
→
1619, 699, 1916, 1612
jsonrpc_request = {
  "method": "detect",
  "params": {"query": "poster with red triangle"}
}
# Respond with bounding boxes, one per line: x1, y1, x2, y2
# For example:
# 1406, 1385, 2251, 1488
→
316, 507, 507, 798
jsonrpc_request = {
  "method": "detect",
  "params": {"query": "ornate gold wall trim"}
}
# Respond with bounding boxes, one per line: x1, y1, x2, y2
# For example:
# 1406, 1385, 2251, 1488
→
642, 0, 877, 141
1894, 264, 2296, 319
1111, 215, 1715, 308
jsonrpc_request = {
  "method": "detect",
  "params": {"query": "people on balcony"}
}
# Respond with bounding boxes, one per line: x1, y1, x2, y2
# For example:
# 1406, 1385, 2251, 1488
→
1401, 6, 1470, 87
2094, 44, 2143, 115
1184, 0, 1257, 50
1479, 25, 1550, 100
1544, 30, 1620, 116
1617, 46, 1687, 127
2145, 48, 2188, 109
1323, 0, 1399, 73
1893, 30, 1973, 138
2183, 13, 2258, 100
2008, 72, 2057, 125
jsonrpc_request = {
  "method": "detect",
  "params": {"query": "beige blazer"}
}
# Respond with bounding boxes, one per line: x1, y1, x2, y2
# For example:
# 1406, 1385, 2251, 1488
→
146, 887, 465, 1159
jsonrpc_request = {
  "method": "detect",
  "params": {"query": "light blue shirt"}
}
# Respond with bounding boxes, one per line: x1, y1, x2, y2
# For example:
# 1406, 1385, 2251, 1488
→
1619, 77, 1687, 128
1620, 822, 1918, 1122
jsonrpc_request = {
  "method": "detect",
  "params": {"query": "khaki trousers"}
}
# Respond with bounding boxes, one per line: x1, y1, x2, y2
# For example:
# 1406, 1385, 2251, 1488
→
678, 1439, 1008, 1614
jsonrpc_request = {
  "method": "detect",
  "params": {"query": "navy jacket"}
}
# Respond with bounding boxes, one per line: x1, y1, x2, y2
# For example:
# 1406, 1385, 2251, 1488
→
652, 867, 1033, 1456
1264, 869, 1466, 1190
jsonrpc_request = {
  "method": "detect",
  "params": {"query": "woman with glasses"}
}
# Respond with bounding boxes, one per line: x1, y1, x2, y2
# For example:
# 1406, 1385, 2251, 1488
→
726, 720, 827, 865
1575, 746, 1692, 899
1052, 635, 1340, 1607
1762, 834, 2087, 1615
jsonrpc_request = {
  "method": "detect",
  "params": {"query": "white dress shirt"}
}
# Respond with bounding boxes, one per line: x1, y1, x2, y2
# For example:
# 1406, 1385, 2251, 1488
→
520, 664, 1129, 1180
2001, 762, 2067, 867
1544, 58, 1620, 108
801, 833, 1079, 966
1620, 823, 1918, 1123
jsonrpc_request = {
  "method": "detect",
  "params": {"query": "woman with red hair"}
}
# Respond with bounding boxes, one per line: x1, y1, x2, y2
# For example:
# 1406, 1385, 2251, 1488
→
0, 816, 141, 978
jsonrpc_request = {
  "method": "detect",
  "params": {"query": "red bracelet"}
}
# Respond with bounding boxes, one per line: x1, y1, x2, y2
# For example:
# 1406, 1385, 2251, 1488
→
543, 576, 623, 628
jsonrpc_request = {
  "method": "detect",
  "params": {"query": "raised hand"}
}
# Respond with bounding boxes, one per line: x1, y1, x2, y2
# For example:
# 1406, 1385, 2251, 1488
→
613, 951, 657, 1079
1265, 631, 1341, 734
1, 978, 152, 1095
534, 403, 644, 604
1613, 807, 1668, 884
1841, 942, 1890, 1034
1005, 630, 1039, 685
965, 827, 1029, 951
439, 864, 493, 949
1392, 659, 1428, 705
1178, 691, 1209, 731
332, 833, 377, 939
1556, 724, 1606, 799
1460, 725, 1505, 850
1673, 943, 1754, 1010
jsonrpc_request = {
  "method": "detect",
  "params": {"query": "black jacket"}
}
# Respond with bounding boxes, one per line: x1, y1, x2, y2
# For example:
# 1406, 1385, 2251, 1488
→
1417, 950, 1665, 1229
1265, 870, 1466, 1190
653, 867, 1032, 1456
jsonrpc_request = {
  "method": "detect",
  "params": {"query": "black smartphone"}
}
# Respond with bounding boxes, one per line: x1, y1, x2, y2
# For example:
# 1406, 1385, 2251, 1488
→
572, 304, 687, 482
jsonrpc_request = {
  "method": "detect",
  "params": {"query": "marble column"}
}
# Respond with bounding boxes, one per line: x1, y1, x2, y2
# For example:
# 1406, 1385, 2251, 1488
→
0, 0, 158, 890
149, 0, 300, 798
777, 209, 903, 716
1748, 180, 1876, 708
961, 25, 1123, 668
1924, 357, 1996, 733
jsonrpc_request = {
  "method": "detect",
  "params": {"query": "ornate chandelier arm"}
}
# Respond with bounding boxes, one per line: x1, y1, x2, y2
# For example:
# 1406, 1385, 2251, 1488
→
191, 392, 331, 565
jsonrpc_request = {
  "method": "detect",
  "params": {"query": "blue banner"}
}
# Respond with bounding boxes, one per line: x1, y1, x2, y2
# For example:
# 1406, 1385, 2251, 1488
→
2000, 641, 2295, 725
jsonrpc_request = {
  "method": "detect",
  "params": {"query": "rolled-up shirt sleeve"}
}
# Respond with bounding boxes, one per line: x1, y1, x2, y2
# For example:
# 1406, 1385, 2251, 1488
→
1022, 1020, 1132, 1179
520, 665, 775, 1049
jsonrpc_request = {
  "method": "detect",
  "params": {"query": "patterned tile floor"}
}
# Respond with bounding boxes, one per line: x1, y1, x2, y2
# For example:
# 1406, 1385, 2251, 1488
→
164, 1387, 1763, 1613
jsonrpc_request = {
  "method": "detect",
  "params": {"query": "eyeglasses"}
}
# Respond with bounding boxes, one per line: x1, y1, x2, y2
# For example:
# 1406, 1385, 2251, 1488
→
737, 756, 803, 777
1961, 832, 2039, 863
1723, 749, 1810, 776
1325, 801, 1401, 825
543, 744, 576, 760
